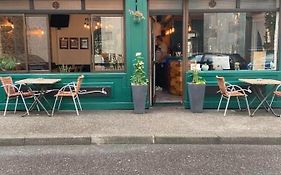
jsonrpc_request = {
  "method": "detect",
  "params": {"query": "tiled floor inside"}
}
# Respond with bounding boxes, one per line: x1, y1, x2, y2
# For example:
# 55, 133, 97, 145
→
155, 89, 182, 103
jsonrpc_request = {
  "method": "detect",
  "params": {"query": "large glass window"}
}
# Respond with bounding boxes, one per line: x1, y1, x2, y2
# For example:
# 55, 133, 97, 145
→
188, 12, 279, 71
0, 15, 27, 71
26, 16, 50, 71
91, 16, 124, 71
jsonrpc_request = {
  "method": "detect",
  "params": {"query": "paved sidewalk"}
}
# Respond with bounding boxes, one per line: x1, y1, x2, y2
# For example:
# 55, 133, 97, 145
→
1, 106, 281, 146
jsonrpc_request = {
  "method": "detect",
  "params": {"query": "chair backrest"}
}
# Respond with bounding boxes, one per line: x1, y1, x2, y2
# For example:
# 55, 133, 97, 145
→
75, 75, 84, 93
216, 76, 228, 95
0, 77, 16, 96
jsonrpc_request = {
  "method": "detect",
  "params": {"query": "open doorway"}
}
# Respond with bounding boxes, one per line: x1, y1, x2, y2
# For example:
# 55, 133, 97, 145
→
150, 15, 183, 104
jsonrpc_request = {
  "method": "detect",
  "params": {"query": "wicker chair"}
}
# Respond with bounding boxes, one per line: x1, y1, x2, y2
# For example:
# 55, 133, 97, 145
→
0, 77, 35, 116
216, 76, 251, 116
52, 75, 84, 116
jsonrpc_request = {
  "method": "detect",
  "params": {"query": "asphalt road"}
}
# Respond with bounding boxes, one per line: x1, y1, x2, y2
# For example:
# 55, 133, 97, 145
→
0, 144, 281, 175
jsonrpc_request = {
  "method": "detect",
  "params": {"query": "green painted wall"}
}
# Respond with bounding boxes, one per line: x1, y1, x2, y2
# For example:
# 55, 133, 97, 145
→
125, 0, 148, 87
0, 0, 148, 111
0, 73, 132, 110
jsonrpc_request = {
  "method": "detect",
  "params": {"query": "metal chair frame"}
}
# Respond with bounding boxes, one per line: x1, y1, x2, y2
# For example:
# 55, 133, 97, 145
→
1, 81, 36, 116
52, 75, 83, 116
270, 84, 281, 107
216, 76, 251, 116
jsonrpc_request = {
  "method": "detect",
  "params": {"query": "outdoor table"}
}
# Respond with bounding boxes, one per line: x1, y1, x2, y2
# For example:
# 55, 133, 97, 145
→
16, 78, 61, 116
239, 78, 281, 117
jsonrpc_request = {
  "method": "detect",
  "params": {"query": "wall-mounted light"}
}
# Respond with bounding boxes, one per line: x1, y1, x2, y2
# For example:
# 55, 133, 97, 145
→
0, 17, 14, 33
165, 26, 175, 36
93, 21, 112, 31
188, 25, 192, 32
84, 18, 90, 29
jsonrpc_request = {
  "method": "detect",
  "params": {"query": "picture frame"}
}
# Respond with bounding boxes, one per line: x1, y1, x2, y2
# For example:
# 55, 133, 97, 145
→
80, 37, 89, 49
70, 37, 79, 49
59, 37, 68, 49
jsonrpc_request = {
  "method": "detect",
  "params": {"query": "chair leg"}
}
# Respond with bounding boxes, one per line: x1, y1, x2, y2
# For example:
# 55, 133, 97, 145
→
72, 95, 79, 116
224, 97, 231, 116
14, 96, 19, 114
34, 97, 40, 111
58, 97, 63, 110
4, 97, 9, 116
20, 94, 29, 116
245, 96, 251, 116
236, 97, 241, 111
76, 95, 82, 111
52, 96, 58, 116
270, 94, 276, 107
217, 95, 223, 111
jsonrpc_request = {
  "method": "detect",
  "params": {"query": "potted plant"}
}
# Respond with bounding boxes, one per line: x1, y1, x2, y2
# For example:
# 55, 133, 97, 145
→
0, 55, 17, 71
131, 52, 148, 114
59, 64, 71, 72
188, 68, 206, 113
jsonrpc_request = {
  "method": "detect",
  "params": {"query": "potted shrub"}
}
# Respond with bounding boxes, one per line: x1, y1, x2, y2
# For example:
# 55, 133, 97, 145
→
131, 52, 148, 114
0, 55, 17, 71
188, 68, 206, 113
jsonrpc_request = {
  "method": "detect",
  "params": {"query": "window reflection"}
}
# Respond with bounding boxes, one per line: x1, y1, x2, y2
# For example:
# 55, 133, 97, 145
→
26, 16, 50, 71
91, 16, 124, 71
0, 16, 26, 71
188, 12, 278, 71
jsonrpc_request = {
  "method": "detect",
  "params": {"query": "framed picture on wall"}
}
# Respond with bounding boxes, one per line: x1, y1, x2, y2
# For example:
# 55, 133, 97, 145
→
70, 37, 79, 49
80, 37, 89, 49
59, 37, 68, 49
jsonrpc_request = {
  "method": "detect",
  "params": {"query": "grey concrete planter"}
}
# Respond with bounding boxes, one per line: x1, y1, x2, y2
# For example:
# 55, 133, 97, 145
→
132, 84, 147, 114
188, 83, 206, 113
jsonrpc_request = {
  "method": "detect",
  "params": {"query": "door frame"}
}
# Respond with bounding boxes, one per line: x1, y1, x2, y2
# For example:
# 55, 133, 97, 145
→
147, 1, 187, 106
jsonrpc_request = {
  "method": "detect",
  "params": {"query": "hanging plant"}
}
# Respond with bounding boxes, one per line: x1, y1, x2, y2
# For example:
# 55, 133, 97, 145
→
129, 9, 145, 24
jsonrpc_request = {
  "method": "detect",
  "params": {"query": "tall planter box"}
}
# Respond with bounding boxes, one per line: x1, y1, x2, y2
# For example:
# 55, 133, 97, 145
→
188, 83, 206, 113
132, 84, 147, 114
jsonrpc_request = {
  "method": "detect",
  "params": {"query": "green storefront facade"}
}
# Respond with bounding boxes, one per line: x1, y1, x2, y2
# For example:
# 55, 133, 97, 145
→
0, 0, 280, 111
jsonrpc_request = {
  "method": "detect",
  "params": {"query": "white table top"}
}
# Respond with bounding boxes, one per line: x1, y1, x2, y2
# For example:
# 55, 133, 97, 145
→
239, 78, 281, 85
16, 78, 61, 85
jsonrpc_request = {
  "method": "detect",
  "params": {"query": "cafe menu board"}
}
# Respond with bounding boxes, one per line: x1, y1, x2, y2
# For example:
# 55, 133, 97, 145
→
212, 55, 230, 70
252, 51, 266, 70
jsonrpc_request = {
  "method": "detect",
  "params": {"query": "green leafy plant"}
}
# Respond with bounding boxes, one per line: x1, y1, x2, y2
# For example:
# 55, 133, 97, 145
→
190, 69, 206, 84
59, 64, 71, 73
129, 9, 145, 23
131, 52, 148, 85
0, 55, 17, 71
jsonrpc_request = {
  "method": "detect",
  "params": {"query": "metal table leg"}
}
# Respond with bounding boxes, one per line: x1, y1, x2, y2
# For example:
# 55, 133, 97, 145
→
250, 85, 280, 117
22, 89, 51, 117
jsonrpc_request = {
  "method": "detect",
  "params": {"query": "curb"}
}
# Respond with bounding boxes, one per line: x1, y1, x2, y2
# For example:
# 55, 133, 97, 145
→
0, 137, 91, 146
153, 136, 281, 145
1, 136, 281, 146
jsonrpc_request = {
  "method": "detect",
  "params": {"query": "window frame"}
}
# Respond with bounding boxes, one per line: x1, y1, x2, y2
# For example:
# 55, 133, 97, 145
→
90, 14, 126, 72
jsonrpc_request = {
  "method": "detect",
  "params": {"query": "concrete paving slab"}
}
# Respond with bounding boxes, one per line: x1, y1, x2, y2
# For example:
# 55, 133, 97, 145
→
1, 106, 281, 145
